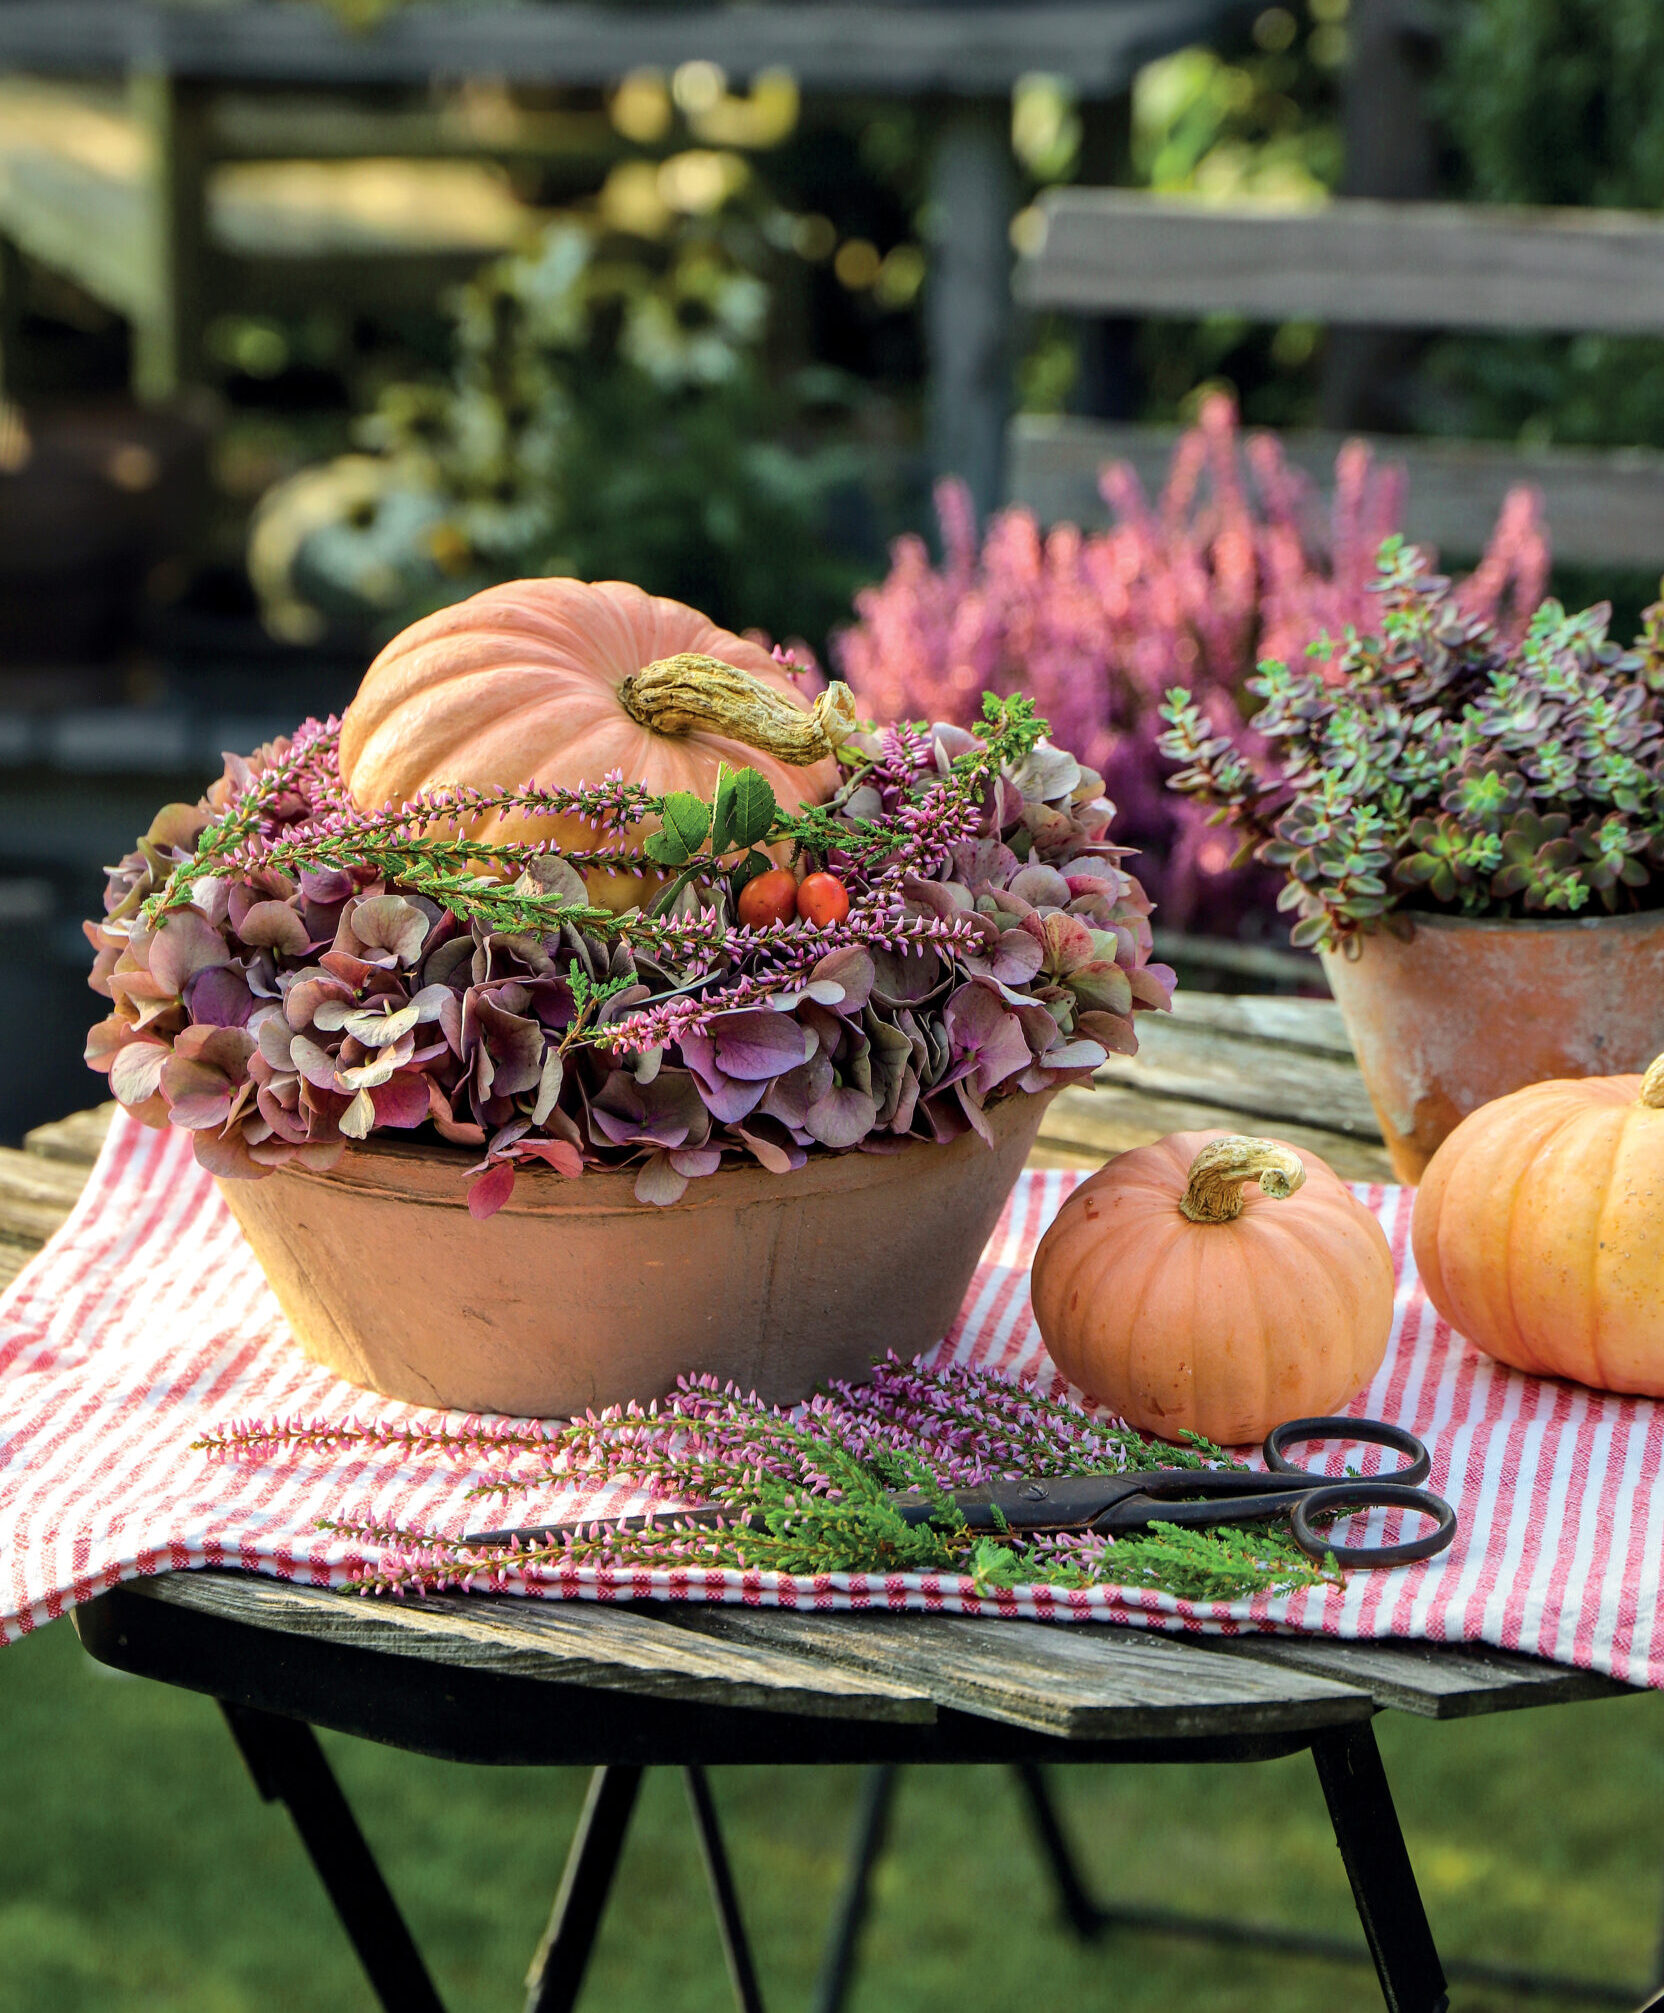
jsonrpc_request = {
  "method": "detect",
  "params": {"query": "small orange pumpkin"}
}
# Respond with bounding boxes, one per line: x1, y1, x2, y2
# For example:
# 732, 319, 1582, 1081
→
1030, 1130, 1394, 1445
338, 578, 847, 911
1411, 1056, 1664, 1394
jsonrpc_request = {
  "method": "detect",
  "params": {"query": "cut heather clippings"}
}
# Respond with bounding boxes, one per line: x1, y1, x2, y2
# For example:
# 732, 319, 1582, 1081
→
836, 393, 1550, 936
196, 1357, 1333, 1604
86, 697, 1173, 1211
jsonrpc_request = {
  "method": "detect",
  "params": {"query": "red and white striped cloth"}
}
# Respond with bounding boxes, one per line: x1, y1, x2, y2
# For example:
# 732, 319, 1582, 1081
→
1, 1111, 1659, 1686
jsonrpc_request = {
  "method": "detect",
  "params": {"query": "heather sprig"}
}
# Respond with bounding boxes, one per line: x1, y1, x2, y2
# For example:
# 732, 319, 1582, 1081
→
196, 1358, 1336, 1604
1161, 542, 1664, 951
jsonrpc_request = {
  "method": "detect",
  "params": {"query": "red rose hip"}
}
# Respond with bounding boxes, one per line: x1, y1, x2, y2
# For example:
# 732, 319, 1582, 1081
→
796, 872, 850, 927
737, 867, 800, 929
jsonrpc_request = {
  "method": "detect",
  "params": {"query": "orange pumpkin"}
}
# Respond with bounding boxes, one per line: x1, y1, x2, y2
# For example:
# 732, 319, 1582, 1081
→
338, 578, 846, 911
1030, 1130, 1394, 1445
1411, 1056, 1664, 1394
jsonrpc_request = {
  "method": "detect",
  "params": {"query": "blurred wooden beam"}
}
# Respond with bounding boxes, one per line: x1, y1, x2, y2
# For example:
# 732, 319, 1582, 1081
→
0, 2, 1240, 94
1018, 190, 1664, 335
1007, 414, 1664, 570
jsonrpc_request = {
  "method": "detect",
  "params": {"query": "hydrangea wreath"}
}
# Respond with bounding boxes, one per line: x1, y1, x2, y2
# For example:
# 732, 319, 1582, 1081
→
86, 694, 1175, 1212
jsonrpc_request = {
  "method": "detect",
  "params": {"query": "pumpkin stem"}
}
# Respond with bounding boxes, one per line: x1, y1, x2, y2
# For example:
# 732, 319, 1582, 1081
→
618, 654, 856, 765
1641, 1056, 1664, 1109
1178, 1136, 1308, 1224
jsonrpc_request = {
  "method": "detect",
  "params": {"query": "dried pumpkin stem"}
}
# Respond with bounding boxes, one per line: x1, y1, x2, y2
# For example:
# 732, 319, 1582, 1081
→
1179, 1136, 1308, 1224
1641, 1056, 1664, 1109
617, 653, 856, 765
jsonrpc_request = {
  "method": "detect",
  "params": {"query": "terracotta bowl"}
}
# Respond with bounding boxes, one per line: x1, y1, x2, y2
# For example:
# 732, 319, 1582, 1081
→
1321, 907, 1664, 1183
216, 1089, 1054, 1417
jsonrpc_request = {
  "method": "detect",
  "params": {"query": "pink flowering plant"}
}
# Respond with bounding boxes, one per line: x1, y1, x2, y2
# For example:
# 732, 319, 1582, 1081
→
836, 393, 1549, 935
86, 694, 1174, 1212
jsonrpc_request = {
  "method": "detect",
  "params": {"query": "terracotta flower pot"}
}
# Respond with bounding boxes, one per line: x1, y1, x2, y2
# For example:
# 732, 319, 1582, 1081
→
1321, 908, 1664, 1184
216, 1090, 1054, 1417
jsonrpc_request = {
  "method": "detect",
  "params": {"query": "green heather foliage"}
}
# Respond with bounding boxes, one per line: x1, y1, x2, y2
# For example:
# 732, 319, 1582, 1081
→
1160, 541, 1664, 951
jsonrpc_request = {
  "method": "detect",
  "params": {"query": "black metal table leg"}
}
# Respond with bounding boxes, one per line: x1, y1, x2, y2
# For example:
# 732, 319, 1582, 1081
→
684, 1766, 767, 2013
219, 1700, 445, 2013
1311, 1722, 1449, 2013
524, 1765, 645, 2013
1012, 1762, 1107, 1942
813, 1764, 900, 2013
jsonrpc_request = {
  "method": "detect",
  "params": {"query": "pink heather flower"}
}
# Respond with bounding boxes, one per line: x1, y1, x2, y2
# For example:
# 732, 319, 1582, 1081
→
836, 393, 1549, 934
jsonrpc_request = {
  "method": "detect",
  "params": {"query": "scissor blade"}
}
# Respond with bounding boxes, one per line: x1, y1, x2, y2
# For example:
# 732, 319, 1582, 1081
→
888, 1472, 1153, 1534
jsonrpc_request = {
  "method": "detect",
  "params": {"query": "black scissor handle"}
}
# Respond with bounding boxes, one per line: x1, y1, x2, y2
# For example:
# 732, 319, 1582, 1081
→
1289, 1482, 1458, 1568
1264, 1415, 1431, 1489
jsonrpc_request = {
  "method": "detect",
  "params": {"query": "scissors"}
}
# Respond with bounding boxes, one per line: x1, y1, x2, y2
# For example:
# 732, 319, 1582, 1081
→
464, 1415, 1456, 1570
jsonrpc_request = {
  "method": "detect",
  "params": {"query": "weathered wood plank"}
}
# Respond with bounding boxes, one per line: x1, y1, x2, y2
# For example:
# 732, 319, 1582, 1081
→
1153, 928, 1325, 993
1166, 992, 1353, 1059
1019, 189, 1664, 336
1097, 1013, 1383, 1143
0, 1145, 91, 1247
0, 1240, 36, 1293
0, 1, 1232, 94
1207, 1633, 1636, 1720
131, 1572, 936, 1723
1036, 1082, 1395, 1184
667, 1607, 1374, 1740
23, 1103, 114, 1167
1009, 414, 1664, 571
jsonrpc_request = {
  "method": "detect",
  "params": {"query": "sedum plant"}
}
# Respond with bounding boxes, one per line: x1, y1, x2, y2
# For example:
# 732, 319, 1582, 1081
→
1159, 540, 1664, 953
86, 696, 1173, 1210
834, 393, 1549, 938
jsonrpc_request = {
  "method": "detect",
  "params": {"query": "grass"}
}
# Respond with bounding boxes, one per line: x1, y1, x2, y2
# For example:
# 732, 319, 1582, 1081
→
3, 1615, 1663, 2012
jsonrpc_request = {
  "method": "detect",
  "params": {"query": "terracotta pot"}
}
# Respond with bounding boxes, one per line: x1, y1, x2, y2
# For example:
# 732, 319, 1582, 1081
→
1321, 908, 1664, 1184
216, 1090, 1054, 1416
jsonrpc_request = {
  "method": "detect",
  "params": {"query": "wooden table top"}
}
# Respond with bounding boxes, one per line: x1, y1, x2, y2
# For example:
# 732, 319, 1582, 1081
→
7, 997, 1632, 1740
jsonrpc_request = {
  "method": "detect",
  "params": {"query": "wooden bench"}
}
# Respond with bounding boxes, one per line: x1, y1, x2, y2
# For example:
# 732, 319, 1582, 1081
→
1013, 185, 1664, 568
1010, 0, 1664, 579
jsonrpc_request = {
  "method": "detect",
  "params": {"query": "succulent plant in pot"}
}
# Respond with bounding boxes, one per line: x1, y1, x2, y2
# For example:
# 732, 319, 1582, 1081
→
1160, 540, 1664, 1180
85, 578, 1174, 1415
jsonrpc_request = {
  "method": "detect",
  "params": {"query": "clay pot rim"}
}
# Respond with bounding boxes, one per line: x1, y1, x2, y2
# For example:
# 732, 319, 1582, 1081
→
1332, 904, 1664, 946
270, 1087, 1054, 1217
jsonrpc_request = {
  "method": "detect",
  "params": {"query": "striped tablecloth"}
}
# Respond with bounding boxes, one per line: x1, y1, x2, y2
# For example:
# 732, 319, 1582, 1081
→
1, 1110, 1658, 1686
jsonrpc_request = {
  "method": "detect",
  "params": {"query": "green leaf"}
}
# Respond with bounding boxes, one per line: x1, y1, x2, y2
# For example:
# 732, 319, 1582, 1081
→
725, 768, 778, 850
728, 849, 772, 897
643, 827, 692, 868
709, 763, 736, 854
659, 791, 711, 855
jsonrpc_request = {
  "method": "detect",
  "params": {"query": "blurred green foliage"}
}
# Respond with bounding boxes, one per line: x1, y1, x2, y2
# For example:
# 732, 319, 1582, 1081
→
1419, 0, 1664, 453
1013, 4, 1345, 429
250, 207, 868, 653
